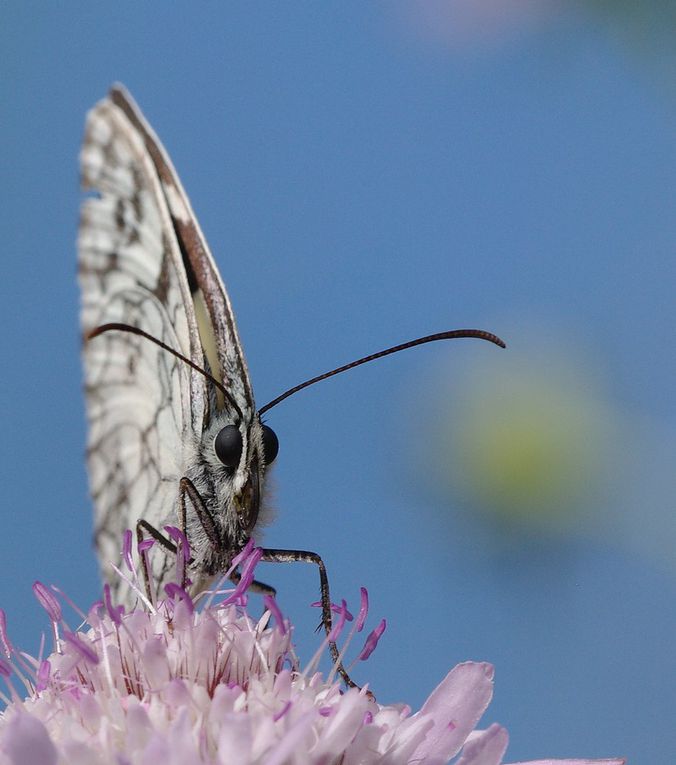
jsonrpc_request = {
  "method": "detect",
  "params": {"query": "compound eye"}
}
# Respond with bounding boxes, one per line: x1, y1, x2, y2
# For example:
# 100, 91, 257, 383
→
261, 424, 279, 466
214, 425, 243, 469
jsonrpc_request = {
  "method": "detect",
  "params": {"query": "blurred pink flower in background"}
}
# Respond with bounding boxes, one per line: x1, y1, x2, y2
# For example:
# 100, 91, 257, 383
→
394, 0, 564, 51
391, 0, 676, 84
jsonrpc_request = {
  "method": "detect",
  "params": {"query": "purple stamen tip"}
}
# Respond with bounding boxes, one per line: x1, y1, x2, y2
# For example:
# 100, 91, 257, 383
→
36, 659, 51, 691
231, 538, 255, 569
0, 610, 13, 657
32, 582, 62, 623
328, 600, 349, 642
238, 546, 263, 589
358, 618, 387, 661
356, 587, 369, 632
103, 584, 124, 626
263, 595, 287, 635
164, 526, 191, 561
310, 601, 354, 621
63, 631, 99, 665
335, 602, 353, 621
164, 583, 195, 614
138, 539, 155, 553
0, 658, 11, 678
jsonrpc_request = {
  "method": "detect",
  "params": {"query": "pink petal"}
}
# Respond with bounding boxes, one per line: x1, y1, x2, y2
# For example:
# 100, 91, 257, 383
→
216, 712, 253, 762
409, 661, 495, 762
505, 760, 625, 765
313, 687, 370, 758
261, 710, 317, 765
456, 724, 509, 765
142, 636, 170, 688
3, 711, 57, 765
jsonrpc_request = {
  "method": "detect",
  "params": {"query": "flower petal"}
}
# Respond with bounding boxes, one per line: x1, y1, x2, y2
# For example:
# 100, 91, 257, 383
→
505, 760, 625, 765
3, 711, 57, 765
456, 723, 509, 765
408, 661, 495, 762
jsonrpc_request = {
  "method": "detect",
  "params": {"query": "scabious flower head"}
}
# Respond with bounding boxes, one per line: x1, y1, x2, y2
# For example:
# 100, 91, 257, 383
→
0, 538, 624, 764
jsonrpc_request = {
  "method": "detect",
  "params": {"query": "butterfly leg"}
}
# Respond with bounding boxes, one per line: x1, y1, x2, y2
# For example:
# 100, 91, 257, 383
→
258, 548, 358, 689
178, 476, 220, 547
178, 477, 278, 596
135, 520, 178, 603
229, 569, 277, 597
133, 480, 211, 601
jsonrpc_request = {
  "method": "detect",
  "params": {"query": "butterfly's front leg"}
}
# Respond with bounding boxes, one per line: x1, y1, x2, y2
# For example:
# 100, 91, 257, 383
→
178, 477, 277, 596
258, 547, 359, 690
136, 479, 205, 600
135, 519, 179, 603
178, 476, 219, 547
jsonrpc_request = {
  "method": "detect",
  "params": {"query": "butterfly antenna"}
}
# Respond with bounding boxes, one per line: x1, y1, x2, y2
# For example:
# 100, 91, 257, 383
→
258, 329, 505, 415
86, 323, 244, 419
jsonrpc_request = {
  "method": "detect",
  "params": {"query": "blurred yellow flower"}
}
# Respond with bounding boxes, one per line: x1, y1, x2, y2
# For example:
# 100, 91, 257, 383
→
423, 348, 620, 533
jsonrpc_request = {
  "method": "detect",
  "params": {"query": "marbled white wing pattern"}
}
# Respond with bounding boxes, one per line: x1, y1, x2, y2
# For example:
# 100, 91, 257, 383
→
79, 85, 262, 602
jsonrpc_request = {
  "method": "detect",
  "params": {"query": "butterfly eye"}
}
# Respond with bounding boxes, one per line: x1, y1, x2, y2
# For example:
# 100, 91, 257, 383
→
214, 425, 243, 469
261, 425, 279, 466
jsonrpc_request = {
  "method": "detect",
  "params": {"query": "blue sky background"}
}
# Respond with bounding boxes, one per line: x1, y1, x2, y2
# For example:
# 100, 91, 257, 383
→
2, 3, 675, 763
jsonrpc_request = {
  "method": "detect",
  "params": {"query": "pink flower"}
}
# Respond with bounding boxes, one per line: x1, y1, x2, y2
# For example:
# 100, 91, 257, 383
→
0, 544, 624, 764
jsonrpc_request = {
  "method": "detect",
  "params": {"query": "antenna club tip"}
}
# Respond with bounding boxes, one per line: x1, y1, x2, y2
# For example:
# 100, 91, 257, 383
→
453, 329, 506, 349
472, 330, 506, 349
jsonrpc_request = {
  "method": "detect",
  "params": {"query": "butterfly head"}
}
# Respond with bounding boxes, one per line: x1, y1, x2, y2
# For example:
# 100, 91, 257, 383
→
211, 418, 279, 536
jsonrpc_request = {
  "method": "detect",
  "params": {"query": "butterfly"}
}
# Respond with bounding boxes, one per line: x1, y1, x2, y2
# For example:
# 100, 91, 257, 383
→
78, 85, 504, 687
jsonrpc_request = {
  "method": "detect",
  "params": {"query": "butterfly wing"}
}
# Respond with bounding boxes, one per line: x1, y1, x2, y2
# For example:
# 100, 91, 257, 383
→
79, 89, 208, 598
107, 86, 256, 422
80, 85, 261, 602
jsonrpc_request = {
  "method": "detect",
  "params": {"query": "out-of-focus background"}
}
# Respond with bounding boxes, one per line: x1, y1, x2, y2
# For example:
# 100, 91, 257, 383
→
2, 3, 675, 762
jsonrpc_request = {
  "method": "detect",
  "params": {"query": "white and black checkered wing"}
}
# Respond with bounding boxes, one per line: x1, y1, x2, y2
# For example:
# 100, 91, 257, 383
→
78, 89, 205, 585
79, 91, 207, 595
79, 86, 259, 603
